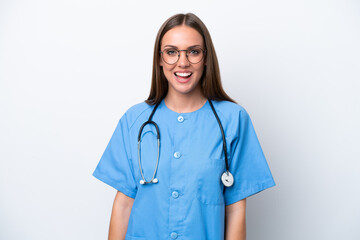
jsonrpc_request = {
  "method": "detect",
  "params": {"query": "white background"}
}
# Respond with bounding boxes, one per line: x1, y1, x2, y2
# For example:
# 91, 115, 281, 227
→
1, 0, 359, 239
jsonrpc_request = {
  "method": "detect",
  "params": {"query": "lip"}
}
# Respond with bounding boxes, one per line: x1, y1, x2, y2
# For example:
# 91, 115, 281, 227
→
174, 71, 192, 83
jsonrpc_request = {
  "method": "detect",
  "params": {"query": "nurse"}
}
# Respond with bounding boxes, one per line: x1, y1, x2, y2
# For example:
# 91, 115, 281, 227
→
93, 13, 276, 240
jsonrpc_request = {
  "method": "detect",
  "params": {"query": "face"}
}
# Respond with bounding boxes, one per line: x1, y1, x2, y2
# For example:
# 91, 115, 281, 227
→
160, 25, 205, 97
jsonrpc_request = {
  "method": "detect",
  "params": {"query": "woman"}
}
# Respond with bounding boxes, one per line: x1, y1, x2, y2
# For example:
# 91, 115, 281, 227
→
93, 13, 275, 240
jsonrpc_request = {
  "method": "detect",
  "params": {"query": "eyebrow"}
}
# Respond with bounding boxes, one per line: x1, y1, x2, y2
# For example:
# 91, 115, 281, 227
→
163, 45, 202, 49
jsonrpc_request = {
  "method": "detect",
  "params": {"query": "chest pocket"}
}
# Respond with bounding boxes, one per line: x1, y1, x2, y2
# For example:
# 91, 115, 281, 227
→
196, 158, 225, 205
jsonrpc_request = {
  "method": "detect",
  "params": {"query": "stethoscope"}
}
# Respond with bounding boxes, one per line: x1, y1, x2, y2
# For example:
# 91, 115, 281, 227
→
137, 98, 234, 187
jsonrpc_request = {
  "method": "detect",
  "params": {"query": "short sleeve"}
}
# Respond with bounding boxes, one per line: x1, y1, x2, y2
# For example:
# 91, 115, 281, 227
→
224, 108, 276, 205
92, 113, 137, 198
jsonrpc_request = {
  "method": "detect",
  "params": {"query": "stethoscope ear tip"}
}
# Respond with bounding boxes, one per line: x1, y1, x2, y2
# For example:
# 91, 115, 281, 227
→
140, 180, 145, 185
152, 178, 158, 183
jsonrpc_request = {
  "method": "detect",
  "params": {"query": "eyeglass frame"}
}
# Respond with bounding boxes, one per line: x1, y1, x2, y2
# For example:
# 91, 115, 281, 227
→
159, 48, 207, 65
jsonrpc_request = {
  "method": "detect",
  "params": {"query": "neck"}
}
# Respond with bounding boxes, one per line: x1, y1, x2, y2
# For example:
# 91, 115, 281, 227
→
164, 88, 207, 113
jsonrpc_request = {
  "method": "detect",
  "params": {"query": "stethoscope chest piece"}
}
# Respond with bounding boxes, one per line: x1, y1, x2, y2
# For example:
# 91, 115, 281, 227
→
140, 178, 158, 185
221, 171, 234, 187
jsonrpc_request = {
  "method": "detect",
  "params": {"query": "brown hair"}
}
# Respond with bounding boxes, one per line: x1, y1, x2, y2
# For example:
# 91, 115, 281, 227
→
145, 13, 236, 105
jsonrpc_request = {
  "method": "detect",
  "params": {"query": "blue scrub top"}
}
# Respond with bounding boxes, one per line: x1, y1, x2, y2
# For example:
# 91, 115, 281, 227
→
93, 99, 276, 240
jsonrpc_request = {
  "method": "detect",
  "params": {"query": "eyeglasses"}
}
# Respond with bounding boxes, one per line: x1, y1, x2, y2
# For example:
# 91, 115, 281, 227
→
160, 48, 206, 65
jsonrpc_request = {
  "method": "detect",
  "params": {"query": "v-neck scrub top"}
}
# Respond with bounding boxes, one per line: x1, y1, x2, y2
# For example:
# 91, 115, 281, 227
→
93, 99, 276, 240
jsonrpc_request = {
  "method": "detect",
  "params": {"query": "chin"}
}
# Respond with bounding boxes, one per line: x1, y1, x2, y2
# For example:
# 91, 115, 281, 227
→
172, 84, 200, 95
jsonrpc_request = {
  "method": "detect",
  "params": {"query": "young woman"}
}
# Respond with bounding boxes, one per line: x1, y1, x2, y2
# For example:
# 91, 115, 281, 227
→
93, 13, 275, 240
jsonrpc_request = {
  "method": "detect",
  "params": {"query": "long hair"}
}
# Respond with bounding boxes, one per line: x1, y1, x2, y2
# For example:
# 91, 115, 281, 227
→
145, 13, 236, 105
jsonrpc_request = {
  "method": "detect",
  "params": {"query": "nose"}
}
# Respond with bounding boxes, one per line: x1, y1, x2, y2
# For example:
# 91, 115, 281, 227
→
178, 50, 190, 67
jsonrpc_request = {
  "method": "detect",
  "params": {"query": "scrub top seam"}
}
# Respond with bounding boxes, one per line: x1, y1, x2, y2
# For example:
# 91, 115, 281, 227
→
127, 102, 153, 130
123, 113, 139, 187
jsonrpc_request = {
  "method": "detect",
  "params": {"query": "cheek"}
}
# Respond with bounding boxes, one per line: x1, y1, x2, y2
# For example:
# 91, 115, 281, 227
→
163, 65, 175, 74
162, 66, 175, 81
159, 57, 164, 67
194, 65, 205, 75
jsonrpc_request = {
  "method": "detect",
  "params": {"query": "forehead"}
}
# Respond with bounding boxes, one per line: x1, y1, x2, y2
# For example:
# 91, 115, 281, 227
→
161, 25, 204, 48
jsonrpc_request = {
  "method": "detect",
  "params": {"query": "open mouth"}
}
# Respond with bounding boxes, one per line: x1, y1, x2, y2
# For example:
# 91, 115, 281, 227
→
174, 72, 193, 78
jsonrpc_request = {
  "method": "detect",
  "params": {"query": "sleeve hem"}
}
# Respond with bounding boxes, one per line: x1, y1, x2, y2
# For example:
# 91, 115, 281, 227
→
93, 171, 137, 199
225, 179, 276, 206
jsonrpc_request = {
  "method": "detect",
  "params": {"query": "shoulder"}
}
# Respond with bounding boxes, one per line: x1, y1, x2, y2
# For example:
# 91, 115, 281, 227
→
211, 100, 254, 137
122, 101, 154, 129
211, 100, 250, 121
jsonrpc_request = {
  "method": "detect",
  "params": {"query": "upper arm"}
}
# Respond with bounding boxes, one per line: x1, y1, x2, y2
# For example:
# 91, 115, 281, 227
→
225, 198, 246, 239
113, 191, 135, 209
226, 198, 246, 216
108, 191, 135, 240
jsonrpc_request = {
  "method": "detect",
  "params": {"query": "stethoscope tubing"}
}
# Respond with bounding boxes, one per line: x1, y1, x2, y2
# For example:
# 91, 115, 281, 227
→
137, 100, 162, 184
208, 99, 230, 172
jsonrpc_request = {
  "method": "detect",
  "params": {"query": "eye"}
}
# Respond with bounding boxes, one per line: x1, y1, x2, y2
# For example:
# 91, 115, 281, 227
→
165, 49, 178, 56
189, 49, 201, 55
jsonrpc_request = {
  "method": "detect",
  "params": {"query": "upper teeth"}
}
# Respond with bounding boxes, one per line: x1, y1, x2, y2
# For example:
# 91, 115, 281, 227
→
176, 72, 191, 77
